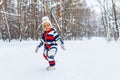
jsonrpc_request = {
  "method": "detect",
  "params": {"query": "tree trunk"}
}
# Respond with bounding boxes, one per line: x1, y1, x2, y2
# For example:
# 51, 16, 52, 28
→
112, 0, 119, 40
1, 0, 11, 41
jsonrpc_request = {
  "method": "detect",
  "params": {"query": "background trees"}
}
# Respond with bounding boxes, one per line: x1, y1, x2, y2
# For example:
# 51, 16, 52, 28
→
97, 0, 120, 41
0, 0, 120, 41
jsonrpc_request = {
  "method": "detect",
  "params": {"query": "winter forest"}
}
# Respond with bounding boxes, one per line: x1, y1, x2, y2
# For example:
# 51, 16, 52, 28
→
0, 0, 120, 41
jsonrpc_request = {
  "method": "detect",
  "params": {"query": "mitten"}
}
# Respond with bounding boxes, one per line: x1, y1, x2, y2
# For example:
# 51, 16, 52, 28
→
61, 44, 65, 50
35, 46, 39, 53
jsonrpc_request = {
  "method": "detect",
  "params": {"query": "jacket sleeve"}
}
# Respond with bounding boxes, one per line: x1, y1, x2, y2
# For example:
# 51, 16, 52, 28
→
38, 35, 44, 47
54, 31, 64, 45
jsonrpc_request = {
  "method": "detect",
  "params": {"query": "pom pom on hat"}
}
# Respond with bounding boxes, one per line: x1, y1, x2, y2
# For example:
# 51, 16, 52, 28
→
42, 16, 52, 27
42, 16, 49, 21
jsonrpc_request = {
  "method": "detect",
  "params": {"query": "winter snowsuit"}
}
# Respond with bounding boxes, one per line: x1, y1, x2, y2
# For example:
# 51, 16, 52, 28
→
38, 28, 64, 66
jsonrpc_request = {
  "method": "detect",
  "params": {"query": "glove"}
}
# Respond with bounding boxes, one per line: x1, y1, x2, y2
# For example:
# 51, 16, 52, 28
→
61, 44, 65, 50
35, 46, 39, 53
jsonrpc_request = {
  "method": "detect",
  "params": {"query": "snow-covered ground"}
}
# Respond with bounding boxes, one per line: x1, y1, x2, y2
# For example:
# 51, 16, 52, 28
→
0, 38, 120, 80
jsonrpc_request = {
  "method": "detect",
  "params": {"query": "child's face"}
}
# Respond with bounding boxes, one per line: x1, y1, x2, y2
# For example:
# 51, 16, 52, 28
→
43, 22, 51, 31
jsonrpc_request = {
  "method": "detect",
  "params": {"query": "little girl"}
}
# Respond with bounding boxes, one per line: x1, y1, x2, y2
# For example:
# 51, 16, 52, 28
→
35, 16, 65, 70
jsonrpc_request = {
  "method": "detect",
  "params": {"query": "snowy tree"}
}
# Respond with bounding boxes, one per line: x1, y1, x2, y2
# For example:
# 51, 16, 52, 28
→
97, 0, 120, 41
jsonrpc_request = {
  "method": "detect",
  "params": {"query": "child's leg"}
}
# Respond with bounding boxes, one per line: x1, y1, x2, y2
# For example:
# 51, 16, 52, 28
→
47, 47, 57, 66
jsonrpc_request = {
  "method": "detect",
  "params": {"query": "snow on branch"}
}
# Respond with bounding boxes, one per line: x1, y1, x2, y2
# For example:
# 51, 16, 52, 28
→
0, 0, 3, 5
0, 11, 20, 16
49, 2, 62, 9
109, 20, 120, 24
52, 12, 61, 31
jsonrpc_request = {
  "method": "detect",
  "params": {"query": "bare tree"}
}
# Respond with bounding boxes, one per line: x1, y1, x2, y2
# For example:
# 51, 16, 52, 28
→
112, 0, 119, 40
0, 0, 11, 41
0, 0, 99, 41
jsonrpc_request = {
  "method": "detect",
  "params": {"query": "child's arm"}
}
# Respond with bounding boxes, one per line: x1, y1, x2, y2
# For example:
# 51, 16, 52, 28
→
54, 31, 65, 50
38, 39, 44, 47
54, 31, 64, 44
35, 35, 44, 53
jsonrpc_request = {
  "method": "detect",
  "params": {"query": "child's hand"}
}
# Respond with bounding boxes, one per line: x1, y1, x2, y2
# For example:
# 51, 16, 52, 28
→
35, 46, 39, 53
61, 44, 65, 50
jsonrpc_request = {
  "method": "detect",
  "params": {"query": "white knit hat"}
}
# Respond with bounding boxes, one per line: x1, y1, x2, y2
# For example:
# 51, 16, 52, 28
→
42, 16, 52, 27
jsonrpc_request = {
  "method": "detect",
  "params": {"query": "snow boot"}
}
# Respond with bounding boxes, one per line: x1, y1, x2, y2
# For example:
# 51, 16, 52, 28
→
46, 66, 56, 70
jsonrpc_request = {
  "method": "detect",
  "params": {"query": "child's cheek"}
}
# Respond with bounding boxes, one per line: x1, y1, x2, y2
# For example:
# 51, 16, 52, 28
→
45, 27, 50, 31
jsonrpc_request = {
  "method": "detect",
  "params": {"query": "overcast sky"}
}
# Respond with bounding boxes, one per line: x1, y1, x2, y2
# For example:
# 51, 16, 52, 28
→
85, 0, 101, 13
86, 0, 97, 7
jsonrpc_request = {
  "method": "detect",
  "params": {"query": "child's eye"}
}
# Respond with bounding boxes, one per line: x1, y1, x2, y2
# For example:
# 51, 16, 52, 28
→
47, 24, 50, 26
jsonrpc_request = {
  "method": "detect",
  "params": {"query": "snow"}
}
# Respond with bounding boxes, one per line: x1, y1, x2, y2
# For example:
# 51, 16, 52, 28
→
0, 37, 120, 80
